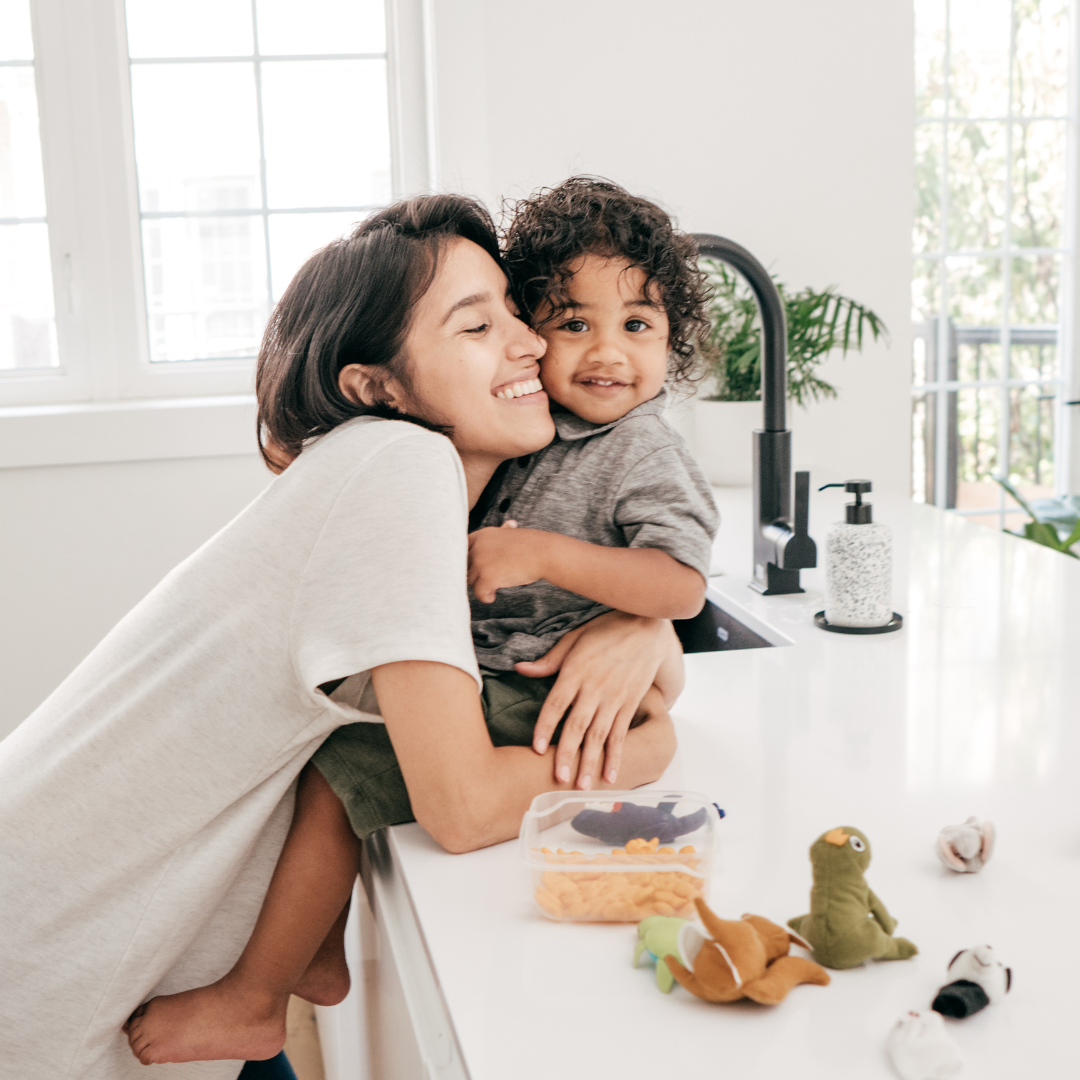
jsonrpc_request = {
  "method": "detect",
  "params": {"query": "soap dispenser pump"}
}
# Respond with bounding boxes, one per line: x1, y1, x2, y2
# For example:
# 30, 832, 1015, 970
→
814, 480, 902, 634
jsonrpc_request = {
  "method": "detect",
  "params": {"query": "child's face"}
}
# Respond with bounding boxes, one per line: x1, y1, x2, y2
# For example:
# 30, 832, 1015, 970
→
535, 254, 670, 425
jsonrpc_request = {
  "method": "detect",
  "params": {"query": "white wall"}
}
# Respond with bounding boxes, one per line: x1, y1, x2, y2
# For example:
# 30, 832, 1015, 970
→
431, 0, 914, 494
0, 455, 270, 739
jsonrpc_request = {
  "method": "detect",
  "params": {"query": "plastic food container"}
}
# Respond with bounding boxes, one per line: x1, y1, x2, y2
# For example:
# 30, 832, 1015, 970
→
520, 790, 720, 922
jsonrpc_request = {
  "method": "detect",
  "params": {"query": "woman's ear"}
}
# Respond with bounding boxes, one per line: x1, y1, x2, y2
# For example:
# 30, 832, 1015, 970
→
339, 364, 402, 409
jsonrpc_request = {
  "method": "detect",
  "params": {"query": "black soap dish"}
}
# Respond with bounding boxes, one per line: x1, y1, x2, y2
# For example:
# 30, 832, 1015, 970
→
814, 611, 903, 635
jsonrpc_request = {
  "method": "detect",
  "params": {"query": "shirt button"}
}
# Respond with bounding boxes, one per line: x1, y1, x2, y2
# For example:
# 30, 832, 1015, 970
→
499, 498, 511, 512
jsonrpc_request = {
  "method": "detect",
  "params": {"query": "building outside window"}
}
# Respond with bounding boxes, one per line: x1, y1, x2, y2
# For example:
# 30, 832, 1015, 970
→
913, 0, 1075, 530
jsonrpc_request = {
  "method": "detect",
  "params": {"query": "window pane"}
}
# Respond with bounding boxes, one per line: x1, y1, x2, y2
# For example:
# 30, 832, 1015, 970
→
914, 123, 942, 253
912, 257, 941, 322
957, 340, 1001, 381
130, 64, 261, 213
1010, 253, 1059, 324
1008, 383, 1056, 491
268, 211, 365, 301
915, 0, 946, 117
946, 256, 1002, 323
948, 0, 1011, 116
261, 60, 390, 209
0, 0, 34, 61
0, 68, 47, 218
142, 216, 268, 362
256, 0, 386, 55
956, 386, 1002, 497
912, 392, 933, 502
1011, 120, 1065, 248
1010, 340, 1057, 381
1013, 0, 1070, 116
125, 0, 253, 58
0, 222, 58, 369
947, 121, 1006, 249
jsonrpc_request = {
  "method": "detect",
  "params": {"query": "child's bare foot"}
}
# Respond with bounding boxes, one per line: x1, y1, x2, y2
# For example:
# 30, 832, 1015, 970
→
293, 901, 351, 1006
124, 975, 287, 1065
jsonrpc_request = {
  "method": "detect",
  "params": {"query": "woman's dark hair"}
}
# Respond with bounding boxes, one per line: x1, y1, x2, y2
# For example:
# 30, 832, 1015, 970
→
256, 193, 503, 470
502, 176, 711, 386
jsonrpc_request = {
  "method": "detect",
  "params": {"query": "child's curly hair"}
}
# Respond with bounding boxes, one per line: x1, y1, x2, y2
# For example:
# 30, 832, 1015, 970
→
502, 176, 712, 385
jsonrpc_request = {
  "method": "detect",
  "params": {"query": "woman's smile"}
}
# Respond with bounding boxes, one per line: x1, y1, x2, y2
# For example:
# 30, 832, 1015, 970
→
494, 376, 546, 401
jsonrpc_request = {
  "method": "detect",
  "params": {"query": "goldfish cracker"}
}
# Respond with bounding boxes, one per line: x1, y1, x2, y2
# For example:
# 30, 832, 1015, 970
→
532, 843, 707, 921
535, 888, 562, 916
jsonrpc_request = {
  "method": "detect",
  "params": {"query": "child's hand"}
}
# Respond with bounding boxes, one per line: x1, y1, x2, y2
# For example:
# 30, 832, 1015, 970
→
468, 522, 553, 603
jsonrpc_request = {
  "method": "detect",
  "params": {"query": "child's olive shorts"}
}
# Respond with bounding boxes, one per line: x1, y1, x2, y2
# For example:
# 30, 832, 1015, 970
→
311, 670, 559, 842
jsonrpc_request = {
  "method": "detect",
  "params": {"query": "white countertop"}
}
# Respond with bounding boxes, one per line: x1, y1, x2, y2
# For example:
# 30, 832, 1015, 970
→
380, 490, 1080, 1078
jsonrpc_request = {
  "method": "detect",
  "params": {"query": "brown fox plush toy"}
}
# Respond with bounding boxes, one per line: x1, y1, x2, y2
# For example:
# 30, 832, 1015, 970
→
663, 898, 831, 1004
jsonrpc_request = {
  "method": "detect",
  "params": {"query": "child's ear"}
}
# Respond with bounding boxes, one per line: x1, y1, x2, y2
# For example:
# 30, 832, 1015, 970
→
339, 364, 403, 409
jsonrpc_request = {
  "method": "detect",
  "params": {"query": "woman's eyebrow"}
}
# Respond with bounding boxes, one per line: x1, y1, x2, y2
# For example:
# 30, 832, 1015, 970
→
441, 291, 492, 324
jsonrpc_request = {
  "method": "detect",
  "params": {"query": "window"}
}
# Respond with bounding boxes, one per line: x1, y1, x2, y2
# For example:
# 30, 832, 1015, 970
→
912, 0, 1074, 530
126, 0, 390, 363
0, 0, 405, 409
0, 0, 58, 371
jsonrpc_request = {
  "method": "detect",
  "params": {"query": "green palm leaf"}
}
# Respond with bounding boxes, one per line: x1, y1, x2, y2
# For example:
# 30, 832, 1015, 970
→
699, 260, 888, 407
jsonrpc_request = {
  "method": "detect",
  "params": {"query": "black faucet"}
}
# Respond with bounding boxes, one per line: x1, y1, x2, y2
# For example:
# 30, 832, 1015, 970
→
693, 234, 816, 594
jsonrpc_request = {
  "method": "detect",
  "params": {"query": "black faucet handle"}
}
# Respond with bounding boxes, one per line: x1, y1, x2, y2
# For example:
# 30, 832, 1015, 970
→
794, 471, 810, 536
781, 471, 817, 570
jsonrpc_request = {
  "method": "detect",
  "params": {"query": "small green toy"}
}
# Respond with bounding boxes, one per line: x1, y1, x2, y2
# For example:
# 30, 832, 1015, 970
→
633, 915, 705, 992
787, 826, 917, 970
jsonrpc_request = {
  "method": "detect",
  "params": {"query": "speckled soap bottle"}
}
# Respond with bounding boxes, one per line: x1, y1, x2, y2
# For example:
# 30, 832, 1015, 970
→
815, 480, 901, 634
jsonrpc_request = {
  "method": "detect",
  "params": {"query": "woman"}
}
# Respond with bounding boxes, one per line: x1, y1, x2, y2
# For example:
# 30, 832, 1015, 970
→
0, 195, 677, 1079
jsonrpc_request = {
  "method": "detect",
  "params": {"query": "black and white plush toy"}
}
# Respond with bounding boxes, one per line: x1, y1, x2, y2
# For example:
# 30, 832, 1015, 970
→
932, 945, 1011, 1018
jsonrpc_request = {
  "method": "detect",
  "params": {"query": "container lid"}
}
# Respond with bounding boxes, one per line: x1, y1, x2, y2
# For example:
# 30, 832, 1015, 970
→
519, 790, 720, 875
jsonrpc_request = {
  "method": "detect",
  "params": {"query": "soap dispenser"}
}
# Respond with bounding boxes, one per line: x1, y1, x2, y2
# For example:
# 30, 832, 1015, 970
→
814, 480, 902, 634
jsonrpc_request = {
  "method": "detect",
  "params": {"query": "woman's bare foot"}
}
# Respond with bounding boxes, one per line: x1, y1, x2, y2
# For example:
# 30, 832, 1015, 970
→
124, 975, 288, 1065
293, 901, 352, 1006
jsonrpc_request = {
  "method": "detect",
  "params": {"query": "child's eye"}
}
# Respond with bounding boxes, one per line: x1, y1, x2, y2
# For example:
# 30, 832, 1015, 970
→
625, 318, 649, 332
561, 319, 588, 333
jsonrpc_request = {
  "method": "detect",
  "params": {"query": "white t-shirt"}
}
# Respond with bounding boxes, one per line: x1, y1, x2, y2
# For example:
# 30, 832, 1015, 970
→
0, 418, 480, 1080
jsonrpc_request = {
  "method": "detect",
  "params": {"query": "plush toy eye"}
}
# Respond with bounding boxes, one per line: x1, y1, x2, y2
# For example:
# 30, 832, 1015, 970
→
849, 836, 866, 852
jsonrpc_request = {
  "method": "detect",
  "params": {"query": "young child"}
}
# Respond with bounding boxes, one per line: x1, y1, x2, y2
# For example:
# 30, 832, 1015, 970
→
126, 177, 718, 1064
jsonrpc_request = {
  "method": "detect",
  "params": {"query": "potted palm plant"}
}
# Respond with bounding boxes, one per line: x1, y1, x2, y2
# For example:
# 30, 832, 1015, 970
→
679, 260, 888, 485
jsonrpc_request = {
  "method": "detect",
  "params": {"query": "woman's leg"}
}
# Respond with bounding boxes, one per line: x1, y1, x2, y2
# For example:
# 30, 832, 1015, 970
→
125, 765, 360, 1065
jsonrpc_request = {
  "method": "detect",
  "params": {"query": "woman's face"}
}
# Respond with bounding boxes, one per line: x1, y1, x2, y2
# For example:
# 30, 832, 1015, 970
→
351, 238, 555, 470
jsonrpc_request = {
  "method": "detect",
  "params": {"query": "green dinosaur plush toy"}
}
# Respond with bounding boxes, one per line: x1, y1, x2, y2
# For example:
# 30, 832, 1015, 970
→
788, 826, 917, 970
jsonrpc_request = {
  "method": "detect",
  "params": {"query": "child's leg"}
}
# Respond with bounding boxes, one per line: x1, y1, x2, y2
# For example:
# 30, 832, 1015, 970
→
125, 765, 360, 1066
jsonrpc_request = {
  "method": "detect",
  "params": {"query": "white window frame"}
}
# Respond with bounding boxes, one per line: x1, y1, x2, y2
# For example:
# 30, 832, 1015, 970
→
913, 0, 1078, 517
0, 0, 436, 453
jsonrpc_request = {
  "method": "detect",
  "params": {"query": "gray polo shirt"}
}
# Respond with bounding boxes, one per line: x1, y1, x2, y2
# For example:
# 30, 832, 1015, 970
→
470, 392, 719, 671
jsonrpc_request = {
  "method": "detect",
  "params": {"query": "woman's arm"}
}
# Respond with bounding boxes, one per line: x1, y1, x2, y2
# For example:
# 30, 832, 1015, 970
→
374, 660, 676, 853
468, 526, 705, 620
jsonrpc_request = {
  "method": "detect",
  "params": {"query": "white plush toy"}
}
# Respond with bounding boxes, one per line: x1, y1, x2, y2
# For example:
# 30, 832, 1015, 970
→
932, 945, 1011, 1018
937, 816, 994, 873
885, 1011, 964, 1080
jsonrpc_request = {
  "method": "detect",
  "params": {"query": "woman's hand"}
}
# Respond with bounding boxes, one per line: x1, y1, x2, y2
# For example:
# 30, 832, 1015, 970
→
514, 611, 683, 791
